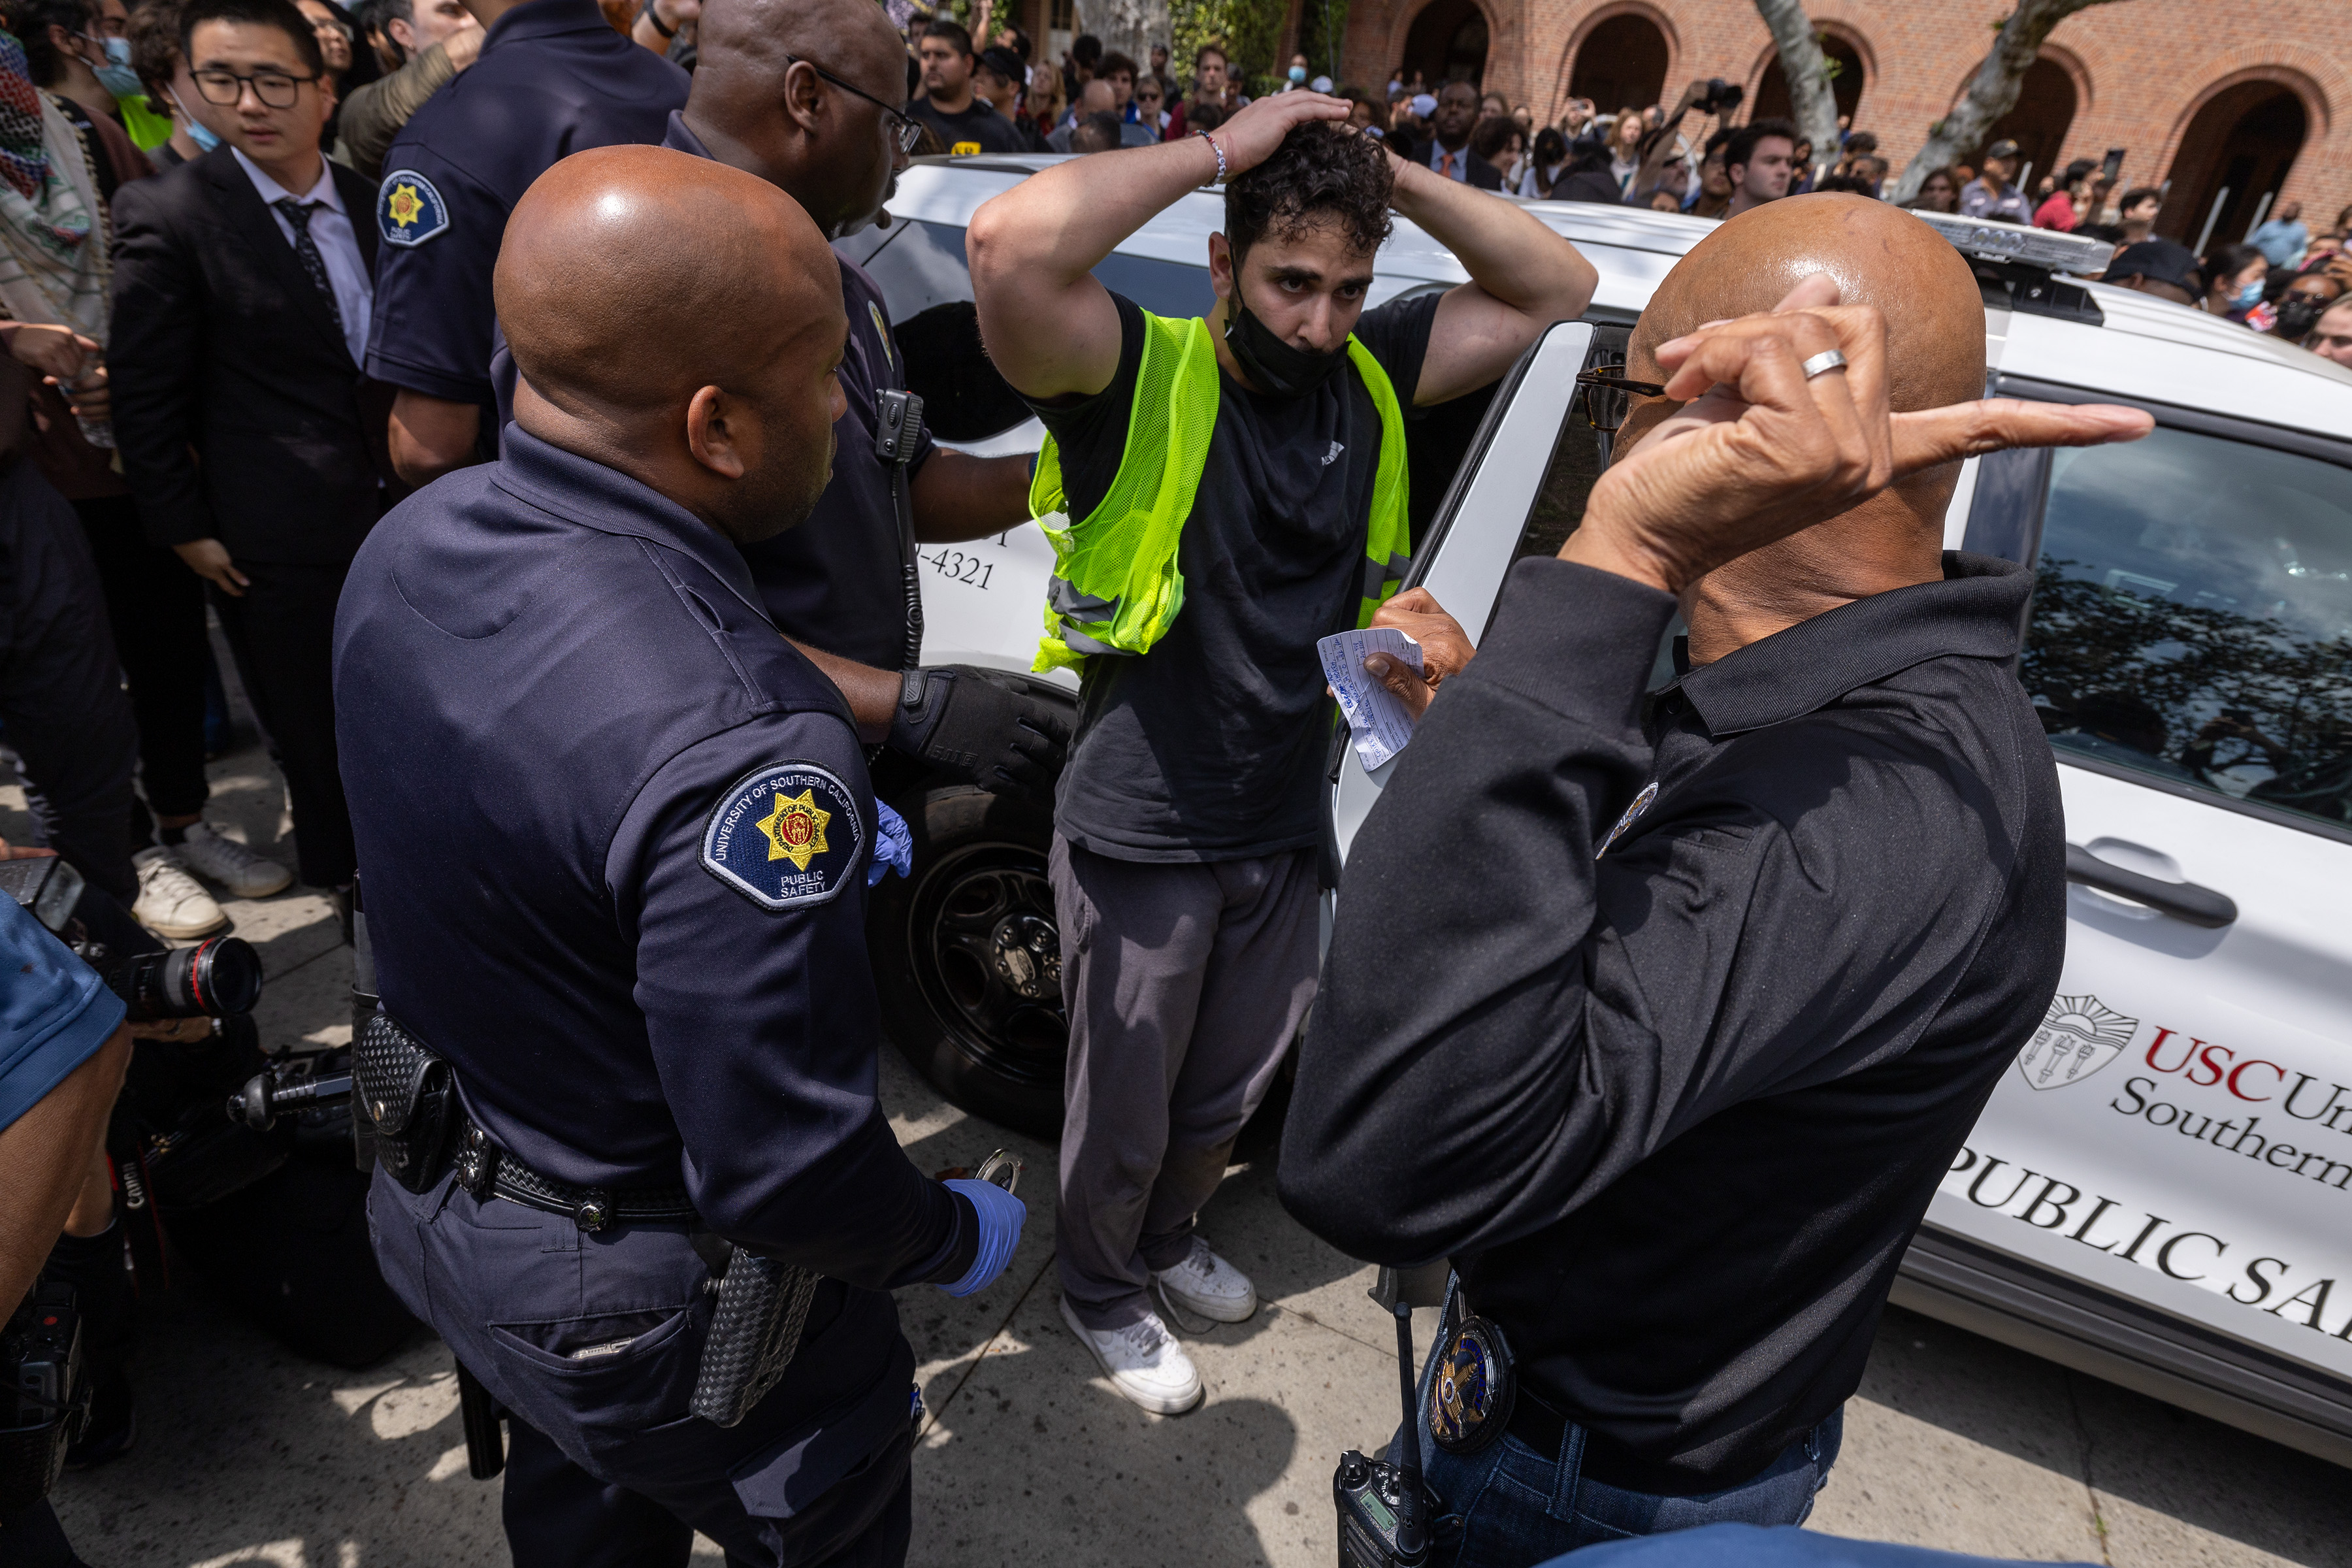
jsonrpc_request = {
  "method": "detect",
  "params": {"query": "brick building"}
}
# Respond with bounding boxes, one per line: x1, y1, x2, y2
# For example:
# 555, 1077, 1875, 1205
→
1313, 0, 2351, 249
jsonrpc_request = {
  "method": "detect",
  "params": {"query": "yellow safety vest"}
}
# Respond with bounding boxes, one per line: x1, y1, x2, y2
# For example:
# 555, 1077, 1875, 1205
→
1028, 311, 1413, 674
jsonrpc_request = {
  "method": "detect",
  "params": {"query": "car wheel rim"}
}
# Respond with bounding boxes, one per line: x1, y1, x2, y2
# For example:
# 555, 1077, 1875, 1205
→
907, 839, 1067, 1087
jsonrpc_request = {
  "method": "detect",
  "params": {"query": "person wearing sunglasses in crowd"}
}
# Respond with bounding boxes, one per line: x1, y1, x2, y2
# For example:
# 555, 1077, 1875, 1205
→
365, 0, 685, 489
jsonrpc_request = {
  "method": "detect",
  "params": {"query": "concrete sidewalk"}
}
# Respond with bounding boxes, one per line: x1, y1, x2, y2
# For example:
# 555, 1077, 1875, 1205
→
18, 719, 2352, 1567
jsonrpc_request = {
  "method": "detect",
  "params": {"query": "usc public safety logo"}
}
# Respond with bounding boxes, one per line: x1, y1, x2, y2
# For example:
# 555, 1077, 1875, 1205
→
2017, 994, 2140, 1090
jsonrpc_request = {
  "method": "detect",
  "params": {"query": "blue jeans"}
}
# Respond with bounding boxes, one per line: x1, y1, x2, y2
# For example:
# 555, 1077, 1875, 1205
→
1396, 1318, 1842, 1564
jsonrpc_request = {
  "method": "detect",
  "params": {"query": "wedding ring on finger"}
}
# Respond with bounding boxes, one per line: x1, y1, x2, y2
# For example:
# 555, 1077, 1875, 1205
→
1801, 349, 1848, 380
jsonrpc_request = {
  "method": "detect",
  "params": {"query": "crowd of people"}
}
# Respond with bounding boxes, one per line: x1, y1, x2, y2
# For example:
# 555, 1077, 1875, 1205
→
0, 0, 2303, 1563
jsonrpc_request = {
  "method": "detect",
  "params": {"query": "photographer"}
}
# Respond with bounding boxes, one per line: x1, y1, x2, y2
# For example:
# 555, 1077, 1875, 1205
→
0, 873, 131, 1567
1280, 195, 2151, 1561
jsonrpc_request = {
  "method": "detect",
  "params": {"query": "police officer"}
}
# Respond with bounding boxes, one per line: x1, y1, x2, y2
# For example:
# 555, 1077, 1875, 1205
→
368, 0, 685, 489
490, 0, 1065, 794
336, 147, 1026, 1565
1279, 201, 2149, 1561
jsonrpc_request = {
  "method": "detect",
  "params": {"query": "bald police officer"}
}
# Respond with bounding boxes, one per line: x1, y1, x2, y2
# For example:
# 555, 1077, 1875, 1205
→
338, 146, 1024, 1566
484, 0, 1066, 792
369, 0, 685, 488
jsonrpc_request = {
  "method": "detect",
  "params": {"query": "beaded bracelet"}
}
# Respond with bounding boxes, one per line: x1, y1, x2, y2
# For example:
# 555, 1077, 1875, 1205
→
1195, 129, 1227, 185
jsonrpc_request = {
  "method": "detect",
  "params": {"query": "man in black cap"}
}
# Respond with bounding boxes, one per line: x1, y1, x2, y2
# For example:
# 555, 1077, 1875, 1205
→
1959, 138, 2031, 222
2104, 238, 2203, 307
975, 43, 1048, 150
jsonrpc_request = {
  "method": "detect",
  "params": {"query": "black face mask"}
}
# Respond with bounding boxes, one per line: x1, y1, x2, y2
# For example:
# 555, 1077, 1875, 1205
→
2276, 293, 2332, 342
1223, 297, 1350, 399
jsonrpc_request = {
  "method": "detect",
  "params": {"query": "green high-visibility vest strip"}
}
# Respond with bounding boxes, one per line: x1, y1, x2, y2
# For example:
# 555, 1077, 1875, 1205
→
1027, 309, 1412, 675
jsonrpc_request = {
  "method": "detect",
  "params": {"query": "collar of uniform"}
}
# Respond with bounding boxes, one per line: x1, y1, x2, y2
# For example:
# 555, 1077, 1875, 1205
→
662, 109, 710, 157
1657, 552, 2031, 738
482, 0, 617, 52
491, 425, 773, 625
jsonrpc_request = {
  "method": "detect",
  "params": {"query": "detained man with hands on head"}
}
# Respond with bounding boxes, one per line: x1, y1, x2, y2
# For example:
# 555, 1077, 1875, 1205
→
967, 87, 1592, 1414
1280, 193, 2150, 1563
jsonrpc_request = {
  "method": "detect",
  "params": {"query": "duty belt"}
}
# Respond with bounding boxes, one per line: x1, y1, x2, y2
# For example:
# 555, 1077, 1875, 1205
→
451, 1121, 696, 1233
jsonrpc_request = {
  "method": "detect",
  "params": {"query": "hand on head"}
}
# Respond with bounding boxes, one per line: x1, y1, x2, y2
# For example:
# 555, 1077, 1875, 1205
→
497, 145, 850, 547
1572, 267, 2149, 595
1208, 90, 1351, 177
1571, 195, 2151, 607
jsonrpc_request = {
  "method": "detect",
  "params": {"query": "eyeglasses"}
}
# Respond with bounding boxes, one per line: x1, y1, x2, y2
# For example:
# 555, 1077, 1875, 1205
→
191, 65, 321, 108
785, 54, 923, 154
1574, 367, 1669, 434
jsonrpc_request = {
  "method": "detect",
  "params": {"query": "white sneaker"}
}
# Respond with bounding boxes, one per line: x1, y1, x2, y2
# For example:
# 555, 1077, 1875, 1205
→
131, 847, 229, 939
1151, 1237, 1258, 1324
1060, 1297, 1204, 1414
172, 822, 292, 899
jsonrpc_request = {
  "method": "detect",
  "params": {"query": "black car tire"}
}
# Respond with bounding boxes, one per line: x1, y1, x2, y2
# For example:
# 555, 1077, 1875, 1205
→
869, 783, 1068, 1139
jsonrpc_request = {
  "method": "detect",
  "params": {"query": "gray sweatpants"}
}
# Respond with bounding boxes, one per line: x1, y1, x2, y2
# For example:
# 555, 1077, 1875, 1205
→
1051, 833, 1321, 1331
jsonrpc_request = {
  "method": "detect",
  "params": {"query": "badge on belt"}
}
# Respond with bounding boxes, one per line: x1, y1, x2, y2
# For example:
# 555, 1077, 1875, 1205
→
1427, 1305, 1514, 1454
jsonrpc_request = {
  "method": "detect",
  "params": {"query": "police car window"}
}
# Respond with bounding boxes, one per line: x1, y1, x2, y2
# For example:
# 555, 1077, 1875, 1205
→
2021, 427, 2352, 832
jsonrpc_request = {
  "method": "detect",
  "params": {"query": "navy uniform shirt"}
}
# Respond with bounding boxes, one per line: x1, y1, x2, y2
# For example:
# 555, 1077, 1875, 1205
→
487, 112, 937, 672
333, 426, 960, 1290
365, 0, 686, 407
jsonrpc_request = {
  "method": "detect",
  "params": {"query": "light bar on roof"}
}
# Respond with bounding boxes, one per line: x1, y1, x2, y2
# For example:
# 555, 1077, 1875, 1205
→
1909, 211, 2116, 276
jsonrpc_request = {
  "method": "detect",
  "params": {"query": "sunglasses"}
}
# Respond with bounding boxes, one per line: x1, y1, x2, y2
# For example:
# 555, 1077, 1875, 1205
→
786, 54, 922, 153
1575, 367, 1669, 434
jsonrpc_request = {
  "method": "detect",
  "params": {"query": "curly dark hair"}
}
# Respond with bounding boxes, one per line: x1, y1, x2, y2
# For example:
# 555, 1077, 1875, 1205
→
1224, 122, 1394, 263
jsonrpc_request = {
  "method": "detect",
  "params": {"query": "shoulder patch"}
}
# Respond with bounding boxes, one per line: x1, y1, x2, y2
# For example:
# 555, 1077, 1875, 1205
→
378, 171, 450, 248
702, 763, 867, 911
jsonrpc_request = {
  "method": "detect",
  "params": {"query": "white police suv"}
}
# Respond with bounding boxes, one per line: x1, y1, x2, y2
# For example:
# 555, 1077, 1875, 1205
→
845, 157, 2352, 1467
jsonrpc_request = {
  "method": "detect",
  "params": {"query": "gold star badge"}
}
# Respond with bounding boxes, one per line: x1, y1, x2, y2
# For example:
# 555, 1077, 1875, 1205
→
386, 182, 423, 229
756, 789, 831, 871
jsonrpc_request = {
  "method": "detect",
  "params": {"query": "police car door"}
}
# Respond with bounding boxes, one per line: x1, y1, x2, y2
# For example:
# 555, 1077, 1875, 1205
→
1906, 380, 2352, 1461
1328, 319, 1597, 866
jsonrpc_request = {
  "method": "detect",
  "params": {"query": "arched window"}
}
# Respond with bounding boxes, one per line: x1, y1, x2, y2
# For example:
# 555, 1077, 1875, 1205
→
1567, 12, 1669, 121
2164, 82, 2310, 252
1752, 32, 1865, 127
1974, 56, 2078, 191
1403, 0, 1489, 89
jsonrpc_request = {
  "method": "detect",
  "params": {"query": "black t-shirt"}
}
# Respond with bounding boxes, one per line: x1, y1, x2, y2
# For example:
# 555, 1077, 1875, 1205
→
911, 97, 1030, 155
1034, 291, 1441, 863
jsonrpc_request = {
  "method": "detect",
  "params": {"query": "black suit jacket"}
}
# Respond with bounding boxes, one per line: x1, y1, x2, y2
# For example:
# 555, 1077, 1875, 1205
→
111, 148, 387, 565
1412, 138, 1504, 191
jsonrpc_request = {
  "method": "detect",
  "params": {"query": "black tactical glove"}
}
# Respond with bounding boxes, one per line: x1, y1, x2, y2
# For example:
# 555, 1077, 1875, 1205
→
888, 666, 1071, 798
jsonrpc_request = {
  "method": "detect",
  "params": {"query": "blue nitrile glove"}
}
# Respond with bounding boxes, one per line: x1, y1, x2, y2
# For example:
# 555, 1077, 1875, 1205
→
938, 1178, 1025, 1296
868, 800, 913, 887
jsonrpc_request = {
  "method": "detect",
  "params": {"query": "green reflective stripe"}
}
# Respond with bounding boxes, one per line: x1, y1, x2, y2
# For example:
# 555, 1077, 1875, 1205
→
1031, 314, 1411, 671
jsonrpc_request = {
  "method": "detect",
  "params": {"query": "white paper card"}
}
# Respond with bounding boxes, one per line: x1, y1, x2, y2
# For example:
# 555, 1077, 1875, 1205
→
1318, 627, 1424, 772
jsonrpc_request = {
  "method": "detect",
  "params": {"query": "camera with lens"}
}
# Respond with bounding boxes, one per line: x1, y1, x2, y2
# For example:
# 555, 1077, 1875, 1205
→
0, 1281, 86, 1512
1697, 78, 1744, 114
0, 853, 262, 1020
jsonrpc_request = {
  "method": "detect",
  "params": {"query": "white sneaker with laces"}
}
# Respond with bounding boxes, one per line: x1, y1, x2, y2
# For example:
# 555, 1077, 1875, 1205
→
1151, 1236, 1258, 1323
172, 822, 292, 898
1060, 1296, 1204, 1414
131, 847, 229, 939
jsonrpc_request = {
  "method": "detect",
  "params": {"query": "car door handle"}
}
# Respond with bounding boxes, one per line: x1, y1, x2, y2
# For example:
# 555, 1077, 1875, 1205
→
2065, 843, 2238, 928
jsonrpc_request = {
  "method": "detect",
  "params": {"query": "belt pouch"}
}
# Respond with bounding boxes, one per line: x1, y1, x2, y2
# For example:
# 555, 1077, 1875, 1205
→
351, 1012, 461, 1194
691, 1247, 821, 1429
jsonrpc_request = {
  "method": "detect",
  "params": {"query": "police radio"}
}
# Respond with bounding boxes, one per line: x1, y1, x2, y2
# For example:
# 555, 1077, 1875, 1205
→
1333, 1267, 1438, 1567
875, 389, 927, 672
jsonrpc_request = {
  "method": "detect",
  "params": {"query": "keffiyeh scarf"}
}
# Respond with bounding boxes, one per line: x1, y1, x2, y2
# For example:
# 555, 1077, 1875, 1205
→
0, 31, 106, 344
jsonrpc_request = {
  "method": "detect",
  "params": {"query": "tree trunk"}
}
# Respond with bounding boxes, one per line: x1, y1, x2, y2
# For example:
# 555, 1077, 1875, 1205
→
1887, 0, 2130, 204
1752, 0, 1840, 181
1077, 0, 1169, 64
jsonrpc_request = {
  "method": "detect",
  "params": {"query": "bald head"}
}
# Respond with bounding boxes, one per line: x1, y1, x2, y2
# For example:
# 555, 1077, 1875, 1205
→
1630, 195, 1984, 418
1624, 195, 1989, 656
498, 145, 849, 542
684, 0, 911, 234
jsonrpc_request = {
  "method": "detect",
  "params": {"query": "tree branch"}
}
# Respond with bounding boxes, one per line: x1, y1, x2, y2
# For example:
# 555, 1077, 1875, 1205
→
1888, 0, 2132, 205
1752, 0, 1840, 179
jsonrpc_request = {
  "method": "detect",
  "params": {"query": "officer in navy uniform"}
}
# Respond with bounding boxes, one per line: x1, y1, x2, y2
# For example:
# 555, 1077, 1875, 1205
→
485, 0, 1067, 794
367, 0, 687, 489
336, 148, 1025, 1566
